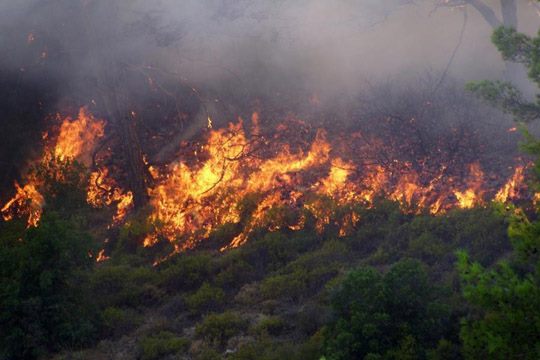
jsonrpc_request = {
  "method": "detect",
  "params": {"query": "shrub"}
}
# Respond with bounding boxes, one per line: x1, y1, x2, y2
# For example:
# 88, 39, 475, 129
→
214, 254, 255, 289
138, 331, 190, 360
323, 259, 453, 360
185, 282, 225, 314
230, 338, 322, 360
260, 272, 306, 301
251, 316, 287, 337
260, 265, 339, 301
193, 346, 221, 360
0, 213, 98, 359
89, 265, 161, 308
195, 311, 248, 347
101, 307, 141, 338
159, 252, 213, 292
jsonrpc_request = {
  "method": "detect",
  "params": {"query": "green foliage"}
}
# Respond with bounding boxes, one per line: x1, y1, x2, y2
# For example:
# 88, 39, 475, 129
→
101, 307, 141, 338
458, 20, 540, 360
195, 311, 248, 347
467, 26, 540, 123
0, 213, 98, 359
138, 331, 190, 360
251, 316, 287, 337
89, 264, 161, 309
466, 80, 540, 122
185, 282, 226, 314
230, 335, 323, 360
406, 207, 509, 267
213, 253, 255, 289
115, 216, 154, 254
260, 264, 338, 302
158, 252, 213, 291
323, 259, 453, 360
457, 249, 540, 359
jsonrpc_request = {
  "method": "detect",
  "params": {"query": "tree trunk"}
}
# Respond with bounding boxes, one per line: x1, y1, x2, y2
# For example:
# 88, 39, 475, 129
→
117, 112, 149, 208
500, 0, 520, 83
101, 89, 150, 209
467, 0, 502, 28
500, 0, 517, 28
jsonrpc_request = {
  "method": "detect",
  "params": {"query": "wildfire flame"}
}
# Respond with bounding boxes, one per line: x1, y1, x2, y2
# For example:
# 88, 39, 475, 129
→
1, 107, 532, 259
1, 107, 132, 228
143, 116, 530, 253
495, 166, 525, 203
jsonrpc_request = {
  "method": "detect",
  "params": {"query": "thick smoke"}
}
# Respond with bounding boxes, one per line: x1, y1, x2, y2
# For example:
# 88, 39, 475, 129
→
0, 0, 538, 211
1, 0, 539, 105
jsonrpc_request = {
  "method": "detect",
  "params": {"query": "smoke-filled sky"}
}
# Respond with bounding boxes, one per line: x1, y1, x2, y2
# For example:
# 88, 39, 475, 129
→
1, 0, 539, 104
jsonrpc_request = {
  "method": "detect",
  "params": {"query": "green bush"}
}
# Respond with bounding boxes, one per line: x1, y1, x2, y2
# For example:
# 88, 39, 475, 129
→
230, 338, 322, 360
185, 282, 225, 314
138, 331, 190, 360
195, 311, 248, 347
323, 259, 454, 360
89, 265, 161, 308
101, 307, 141, 338
214, 252, 255, 289
260, 272, 306, 301
0, 213, 98, 359
115, 217, 153, 254
159, 252, 213, 291
251, 316, 287, 337
260, 265, 338, 301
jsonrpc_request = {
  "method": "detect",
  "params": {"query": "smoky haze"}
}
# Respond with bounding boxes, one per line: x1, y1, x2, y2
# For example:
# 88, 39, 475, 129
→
1, 0, 539, 107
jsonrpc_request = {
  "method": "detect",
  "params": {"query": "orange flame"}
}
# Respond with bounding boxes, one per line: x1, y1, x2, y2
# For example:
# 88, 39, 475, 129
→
143, 119, 529, 254
1, 108, 119, 227
495, 166, 524, 203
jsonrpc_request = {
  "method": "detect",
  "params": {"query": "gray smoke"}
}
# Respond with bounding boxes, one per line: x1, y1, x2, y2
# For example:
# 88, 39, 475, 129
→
1, 0, 538, 107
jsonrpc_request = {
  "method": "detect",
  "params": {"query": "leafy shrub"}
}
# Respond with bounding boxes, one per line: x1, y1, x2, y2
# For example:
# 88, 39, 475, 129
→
260, 265, 339, 301
195, 311, 248, 347
213, 252, 255, 289
0, 213, 98, 359
193, 346, 221, 360
89, 265, 161, 308
230, 338, 322, 360
260, 272, 306, 301
251, 316, 287, 337
323, 259, 453, 360
115, 217, 153, 254
159, 252, 213, 291
241, 232, 316, 274
101, 307, 141, 338
185, 282, 225, 314
138, 331, 190, 360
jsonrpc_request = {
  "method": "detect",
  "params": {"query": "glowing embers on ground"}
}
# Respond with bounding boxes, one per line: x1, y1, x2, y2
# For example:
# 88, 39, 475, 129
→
1, 107, 132, 227
143, 116, 529, 253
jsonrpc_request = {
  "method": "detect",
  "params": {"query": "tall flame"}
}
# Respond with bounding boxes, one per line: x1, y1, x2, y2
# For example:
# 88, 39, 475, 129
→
1, 107, 531, 258
0, 107, 130, 228
142, 118, 531, 254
